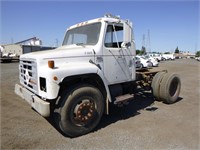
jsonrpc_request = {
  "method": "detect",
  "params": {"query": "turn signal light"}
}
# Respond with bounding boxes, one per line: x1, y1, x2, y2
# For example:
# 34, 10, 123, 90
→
48, 60, 55, 69
53, 76, 58, 81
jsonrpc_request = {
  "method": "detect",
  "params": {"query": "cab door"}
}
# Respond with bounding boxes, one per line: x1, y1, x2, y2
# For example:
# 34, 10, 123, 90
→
103, 22, 135, 85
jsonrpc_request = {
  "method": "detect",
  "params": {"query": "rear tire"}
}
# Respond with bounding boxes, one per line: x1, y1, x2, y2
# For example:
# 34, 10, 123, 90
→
54, 84, 104, 137
151, 72, 166, 100
159, 73, 181, 104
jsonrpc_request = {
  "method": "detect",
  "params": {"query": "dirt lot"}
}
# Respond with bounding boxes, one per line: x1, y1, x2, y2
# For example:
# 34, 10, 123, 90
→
1, 59, 199, 149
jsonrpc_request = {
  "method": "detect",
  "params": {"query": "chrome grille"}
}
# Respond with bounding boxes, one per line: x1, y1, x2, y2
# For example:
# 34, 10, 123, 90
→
19, 59, 38, 93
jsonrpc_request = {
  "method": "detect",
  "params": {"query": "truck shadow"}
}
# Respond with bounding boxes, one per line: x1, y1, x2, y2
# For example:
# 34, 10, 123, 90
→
96, 91, 183, 132
96, 90, 156, 131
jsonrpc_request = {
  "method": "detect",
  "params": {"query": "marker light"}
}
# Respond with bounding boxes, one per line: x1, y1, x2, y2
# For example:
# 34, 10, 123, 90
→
53, 76, 58, 81
48, 60, 55, 69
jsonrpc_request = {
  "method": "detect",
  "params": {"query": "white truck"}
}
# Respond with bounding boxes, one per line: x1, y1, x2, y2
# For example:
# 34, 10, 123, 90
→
162, 53, 175, 60
147, 53, 162, 62
15, 14, 181, 137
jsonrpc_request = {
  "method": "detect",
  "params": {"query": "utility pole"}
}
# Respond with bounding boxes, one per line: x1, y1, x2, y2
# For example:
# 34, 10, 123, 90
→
195, 43, 197, 54
142, 34, 146, 49
141, 34, 146, 55
146, 29, 151, 53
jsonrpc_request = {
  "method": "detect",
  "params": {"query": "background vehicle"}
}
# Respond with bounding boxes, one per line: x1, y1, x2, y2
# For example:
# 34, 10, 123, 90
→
15, 14, 181, 137
136, 56, 151, 68
145, 55, 159, 67
162, 53, 175, 60
195, 57, 200, 61
133, 56, 142, 68
147, 53, 162, 62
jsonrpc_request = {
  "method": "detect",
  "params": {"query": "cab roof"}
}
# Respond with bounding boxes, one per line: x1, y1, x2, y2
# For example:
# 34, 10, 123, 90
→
67, 14, 128, 30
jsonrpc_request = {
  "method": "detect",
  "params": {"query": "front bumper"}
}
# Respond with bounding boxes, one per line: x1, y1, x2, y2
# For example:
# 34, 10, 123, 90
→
15, 84, 50, 117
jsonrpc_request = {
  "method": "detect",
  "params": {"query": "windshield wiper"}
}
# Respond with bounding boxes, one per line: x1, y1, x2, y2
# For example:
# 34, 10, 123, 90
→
76, 43, 85, 46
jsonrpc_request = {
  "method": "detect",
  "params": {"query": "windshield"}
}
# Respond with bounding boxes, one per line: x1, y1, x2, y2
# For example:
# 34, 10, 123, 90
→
62, 22, 101, 46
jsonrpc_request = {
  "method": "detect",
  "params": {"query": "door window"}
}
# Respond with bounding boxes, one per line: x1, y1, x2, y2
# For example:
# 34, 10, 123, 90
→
104, 25, 123, 48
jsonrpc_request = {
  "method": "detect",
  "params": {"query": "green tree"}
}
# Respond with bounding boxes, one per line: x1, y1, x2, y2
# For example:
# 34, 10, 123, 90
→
195, 51, 200, 57
164, 52, 170, 54
136, 49, 141, 55
175, 46, 180, 53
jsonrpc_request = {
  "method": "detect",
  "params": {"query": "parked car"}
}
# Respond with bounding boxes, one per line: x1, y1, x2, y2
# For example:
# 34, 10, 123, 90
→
145, 55, 159, 67
133, 56, 142, 68
195, 57, 200, 61
147, 53, 162, 62
136, 56, 151, 68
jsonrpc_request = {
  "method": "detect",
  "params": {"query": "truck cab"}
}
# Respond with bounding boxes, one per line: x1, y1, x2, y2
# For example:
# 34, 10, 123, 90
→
15, 14, 136, 137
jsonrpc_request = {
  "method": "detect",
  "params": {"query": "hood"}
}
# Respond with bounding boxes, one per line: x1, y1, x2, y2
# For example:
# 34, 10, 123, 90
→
20, 45, 95, 61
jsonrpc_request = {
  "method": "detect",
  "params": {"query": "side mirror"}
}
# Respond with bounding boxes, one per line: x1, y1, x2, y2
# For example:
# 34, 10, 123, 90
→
121, 42, 131, 49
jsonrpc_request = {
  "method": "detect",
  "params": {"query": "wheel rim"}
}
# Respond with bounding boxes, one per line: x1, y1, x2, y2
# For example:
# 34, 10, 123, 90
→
72, 99, 96, 126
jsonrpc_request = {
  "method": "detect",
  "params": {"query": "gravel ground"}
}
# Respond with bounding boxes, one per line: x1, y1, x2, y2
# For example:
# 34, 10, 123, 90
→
1, 59, 200, 149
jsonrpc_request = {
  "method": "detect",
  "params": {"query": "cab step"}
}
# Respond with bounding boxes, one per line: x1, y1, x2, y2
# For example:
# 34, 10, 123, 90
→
114, 94, 134, 105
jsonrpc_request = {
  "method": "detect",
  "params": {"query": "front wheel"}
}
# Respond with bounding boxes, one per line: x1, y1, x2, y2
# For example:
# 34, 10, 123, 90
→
54, 84, 104, 137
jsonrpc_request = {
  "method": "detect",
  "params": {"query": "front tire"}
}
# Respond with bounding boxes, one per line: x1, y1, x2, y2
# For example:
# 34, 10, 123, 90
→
54, 84, 104, 137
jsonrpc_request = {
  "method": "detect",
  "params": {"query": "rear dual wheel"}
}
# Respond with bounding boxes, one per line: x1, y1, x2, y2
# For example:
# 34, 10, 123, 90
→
151, 72, 181, 104
151, 72, 166, 100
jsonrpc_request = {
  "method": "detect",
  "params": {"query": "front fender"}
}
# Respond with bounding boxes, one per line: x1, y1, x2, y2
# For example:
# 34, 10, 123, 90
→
40, 62, 112, 102
59, 62, 112, 102
59, 62, 99, 81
